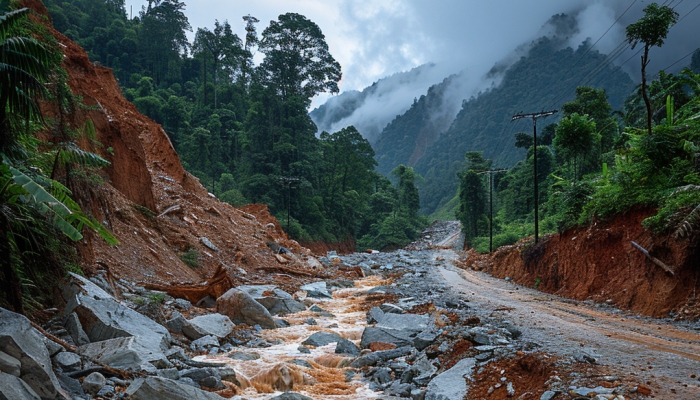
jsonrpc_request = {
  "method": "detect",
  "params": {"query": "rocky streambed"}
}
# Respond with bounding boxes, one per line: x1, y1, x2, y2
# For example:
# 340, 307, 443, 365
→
1, 226, 671, 399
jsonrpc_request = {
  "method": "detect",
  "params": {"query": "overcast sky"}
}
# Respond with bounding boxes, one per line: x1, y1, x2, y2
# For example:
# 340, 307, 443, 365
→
127, 0, 700, 109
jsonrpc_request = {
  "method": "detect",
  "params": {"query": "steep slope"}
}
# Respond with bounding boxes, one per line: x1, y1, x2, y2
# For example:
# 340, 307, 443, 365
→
310, 63, 451, 143
23, 0, 318, 292
413, 37, 635, 214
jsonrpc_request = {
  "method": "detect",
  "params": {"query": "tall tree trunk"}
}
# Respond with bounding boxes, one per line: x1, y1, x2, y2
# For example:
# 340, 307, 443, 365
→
641, 46, 653, 135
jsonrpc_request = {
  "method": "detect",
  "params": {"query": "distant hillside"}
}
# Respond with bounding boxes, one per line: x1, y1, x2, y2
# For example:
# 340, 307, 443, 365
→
310, 63, 451, 143
411, 37, 635, 214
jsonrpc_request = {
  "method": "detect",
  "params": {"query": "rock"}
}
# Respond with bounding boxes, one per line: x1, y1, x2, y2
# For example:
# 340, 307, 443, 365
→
372, 367, 393, 384
371, 307, 430, 331
469, 327, 508, 346
42, 338, 64, 357
61, 273, 171, 352
411, 388, 427, 400
200, 237, 219, 252
156, 368, 180, 380
636, 384, 652, 396
425, 358, 476, 400
540, 390, 558, 400
81, 372, 107, 395
196, 296, 217, 309
0, 350, 21, 376
216, 288, 277, 329
301, 332, 343, 347
360, 327, 415, 349
173, 299, 193, 310
297, 346, 311, 354
380, 303, 405, 314
55, 371, 85, 398
408, 354, 438, 386
190, 335, 219, 352
256, 297, 306, 316
269, 393, 314, 400
96, 385, 116, 398
182, 314, 234, 340
199, 375, 224, 390
166, 311, 189, 334
235, 285, 278, 299
413, 330, 439, 351
77, 336, 168, 372
350, 346, 414, 368
300, 282, 332, 298
275, 319, 291, 328
335, 338, 361, 356
63, 312, 90, 346
572, 350, 597, 364
0, 308, 64, 399
571, 386, 614, 397
227, 352, 260, 361
304, 318, 317, 325
0, 372, 40, 400
289, 359, 313, 369
125, 376, 225, 399
385, 381, 414, 397
53, 352, 81, 372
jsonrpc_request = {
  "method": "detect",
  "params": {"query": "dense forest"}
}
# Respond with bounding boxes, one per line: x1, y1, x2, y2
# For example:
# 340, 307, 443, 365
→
41, 0, 427, 248
453, 4, 700, 253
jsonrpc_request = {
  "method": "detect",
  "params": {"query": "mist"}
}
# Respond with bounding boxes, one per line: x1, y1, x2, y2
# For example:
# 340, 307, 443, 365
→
312, 0, 700, 141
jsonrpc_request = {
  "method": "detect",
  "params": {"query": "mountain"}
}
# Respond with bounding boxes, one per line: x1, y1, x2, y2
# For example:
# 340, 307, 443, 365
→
310, 63, 452, 143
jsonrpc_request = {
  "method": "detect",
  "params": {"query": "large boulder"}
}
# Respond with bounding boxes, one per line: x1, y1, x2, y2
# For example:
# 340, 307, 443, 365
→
256, 297, 306, 316
301, 332, 343, 347
0, 372, 40, 400
424, 358, 476, 400
360, 326, 415, 349
216, 288, 276, 329
360, 307, 431, 349
181, 314, 234, 340
125, 376, 225, 400
62, 273, 170, 351
0, 308, 66, 399
299, 282, 332, 298
77, 336, 168, 372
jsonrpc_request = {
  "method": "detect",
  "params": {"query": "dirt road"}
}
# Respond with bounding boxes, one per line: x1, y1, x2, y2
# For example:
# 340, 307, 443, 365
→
434, 250, 700, 398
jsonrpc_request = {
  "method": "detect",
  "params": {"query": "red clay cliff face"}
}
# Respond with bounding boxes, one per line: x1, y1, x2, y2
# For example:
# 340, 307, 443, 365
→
21, 0, 316, 293
463, 209, 700, 318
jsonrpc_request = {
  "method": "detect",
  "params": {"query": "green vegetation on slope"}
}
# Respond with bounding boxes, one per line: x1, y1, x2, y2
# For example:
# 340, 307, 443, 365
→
43, 0, 427, 248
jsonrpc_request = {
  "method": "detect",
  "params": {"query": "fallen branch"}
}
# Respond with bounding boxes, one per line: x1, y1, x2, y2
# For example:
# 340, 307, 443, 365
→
631, 241, 675, 276
157, 204, 181, 218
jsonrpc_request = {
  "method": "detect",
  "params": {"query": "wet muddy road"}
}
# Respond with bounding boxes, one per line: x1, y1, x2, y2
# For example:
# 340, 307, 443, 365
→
436, 252, 700, 399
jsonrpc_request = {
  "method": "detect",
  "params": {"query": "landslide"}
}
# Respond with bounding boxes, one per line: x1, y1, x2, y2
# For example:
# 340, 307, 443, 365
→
462, 208, 700, 318
22, 0, 319, 296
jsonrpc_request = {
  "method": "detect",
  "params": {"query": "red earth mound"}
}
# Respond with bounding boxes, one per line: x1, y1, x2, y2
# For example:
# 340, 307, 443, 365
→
462, 208, 700, 318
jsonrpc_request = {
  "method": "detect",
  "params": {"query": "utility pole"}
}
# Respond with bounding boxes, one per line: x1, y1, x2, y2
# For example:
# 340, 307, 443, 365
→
478, 169, 508, 252
279, 176, 300, 231
511, 110, 558, 243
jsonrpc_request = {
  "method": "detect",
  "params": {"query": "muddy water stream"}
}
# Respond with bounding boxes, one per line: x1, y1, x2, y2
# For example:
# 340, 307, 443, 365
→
195, 276, 389, 399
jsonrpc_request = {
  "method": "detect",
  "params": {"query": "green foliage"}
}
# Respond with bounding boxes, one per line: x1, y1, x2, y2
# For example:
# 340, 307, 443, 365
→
148, 292, 166, 304
180, 248, 200, 268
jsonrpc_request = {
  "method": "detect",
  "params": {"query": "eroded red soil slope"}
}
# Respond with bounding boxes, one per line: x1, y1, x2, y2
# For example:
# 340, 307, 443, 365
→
463, 209, 700, 318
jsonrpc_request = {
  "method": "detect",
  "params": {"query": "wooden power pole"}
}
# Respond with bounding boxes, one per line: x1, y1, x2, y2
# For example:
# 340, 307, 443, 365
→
511, 110, 558, 243
478, 169, 507, 252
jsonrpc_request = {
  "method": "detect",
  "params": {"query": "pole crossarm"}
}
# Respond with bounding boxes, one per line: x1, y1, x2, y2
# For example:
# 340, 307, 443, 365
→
511, 110, 558, 122
510, 109, 558, 244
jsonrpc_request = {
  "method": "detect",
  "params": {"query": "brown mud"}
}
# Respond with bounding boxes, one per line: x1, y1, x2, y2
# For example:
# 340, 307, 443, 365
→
462, 209, 700, 318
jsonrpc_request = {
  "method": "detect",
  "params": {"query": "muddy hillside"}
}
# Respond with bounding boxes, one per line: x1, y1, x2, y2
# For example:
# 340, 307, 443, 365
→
462, 208, 700, 318
19, 0, 329, 296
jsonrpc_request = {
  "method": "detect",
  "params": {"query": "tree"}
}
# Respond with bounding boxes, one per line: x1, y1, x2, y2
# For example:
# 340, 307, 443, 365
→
139, 0, 191, 86
241, 14, 259, 84
193, 20, 244, 108
626, 3, 678, 135
392, 164, 420, 216
554, 113, 599, 180
0, 8, 50, 145
257, 13, 341, 103
457, 152, 490, 242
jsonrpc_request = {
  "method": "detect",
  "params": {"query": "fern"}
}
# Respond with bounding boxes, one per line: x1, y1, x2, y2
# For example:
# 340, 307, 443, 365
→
674, 203, 700, 238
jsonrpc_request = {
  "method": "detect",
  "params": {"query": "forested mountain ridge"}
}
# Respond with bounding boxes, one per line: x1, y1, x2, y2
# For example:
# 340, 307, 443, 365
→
309, 63, 449, 144
411, 36, 635, 214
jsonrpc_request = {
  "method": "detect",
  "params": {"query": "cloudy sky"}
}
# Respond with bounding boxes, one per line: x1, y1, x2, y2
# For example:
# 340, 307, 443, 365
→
127, 0, 699, 109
